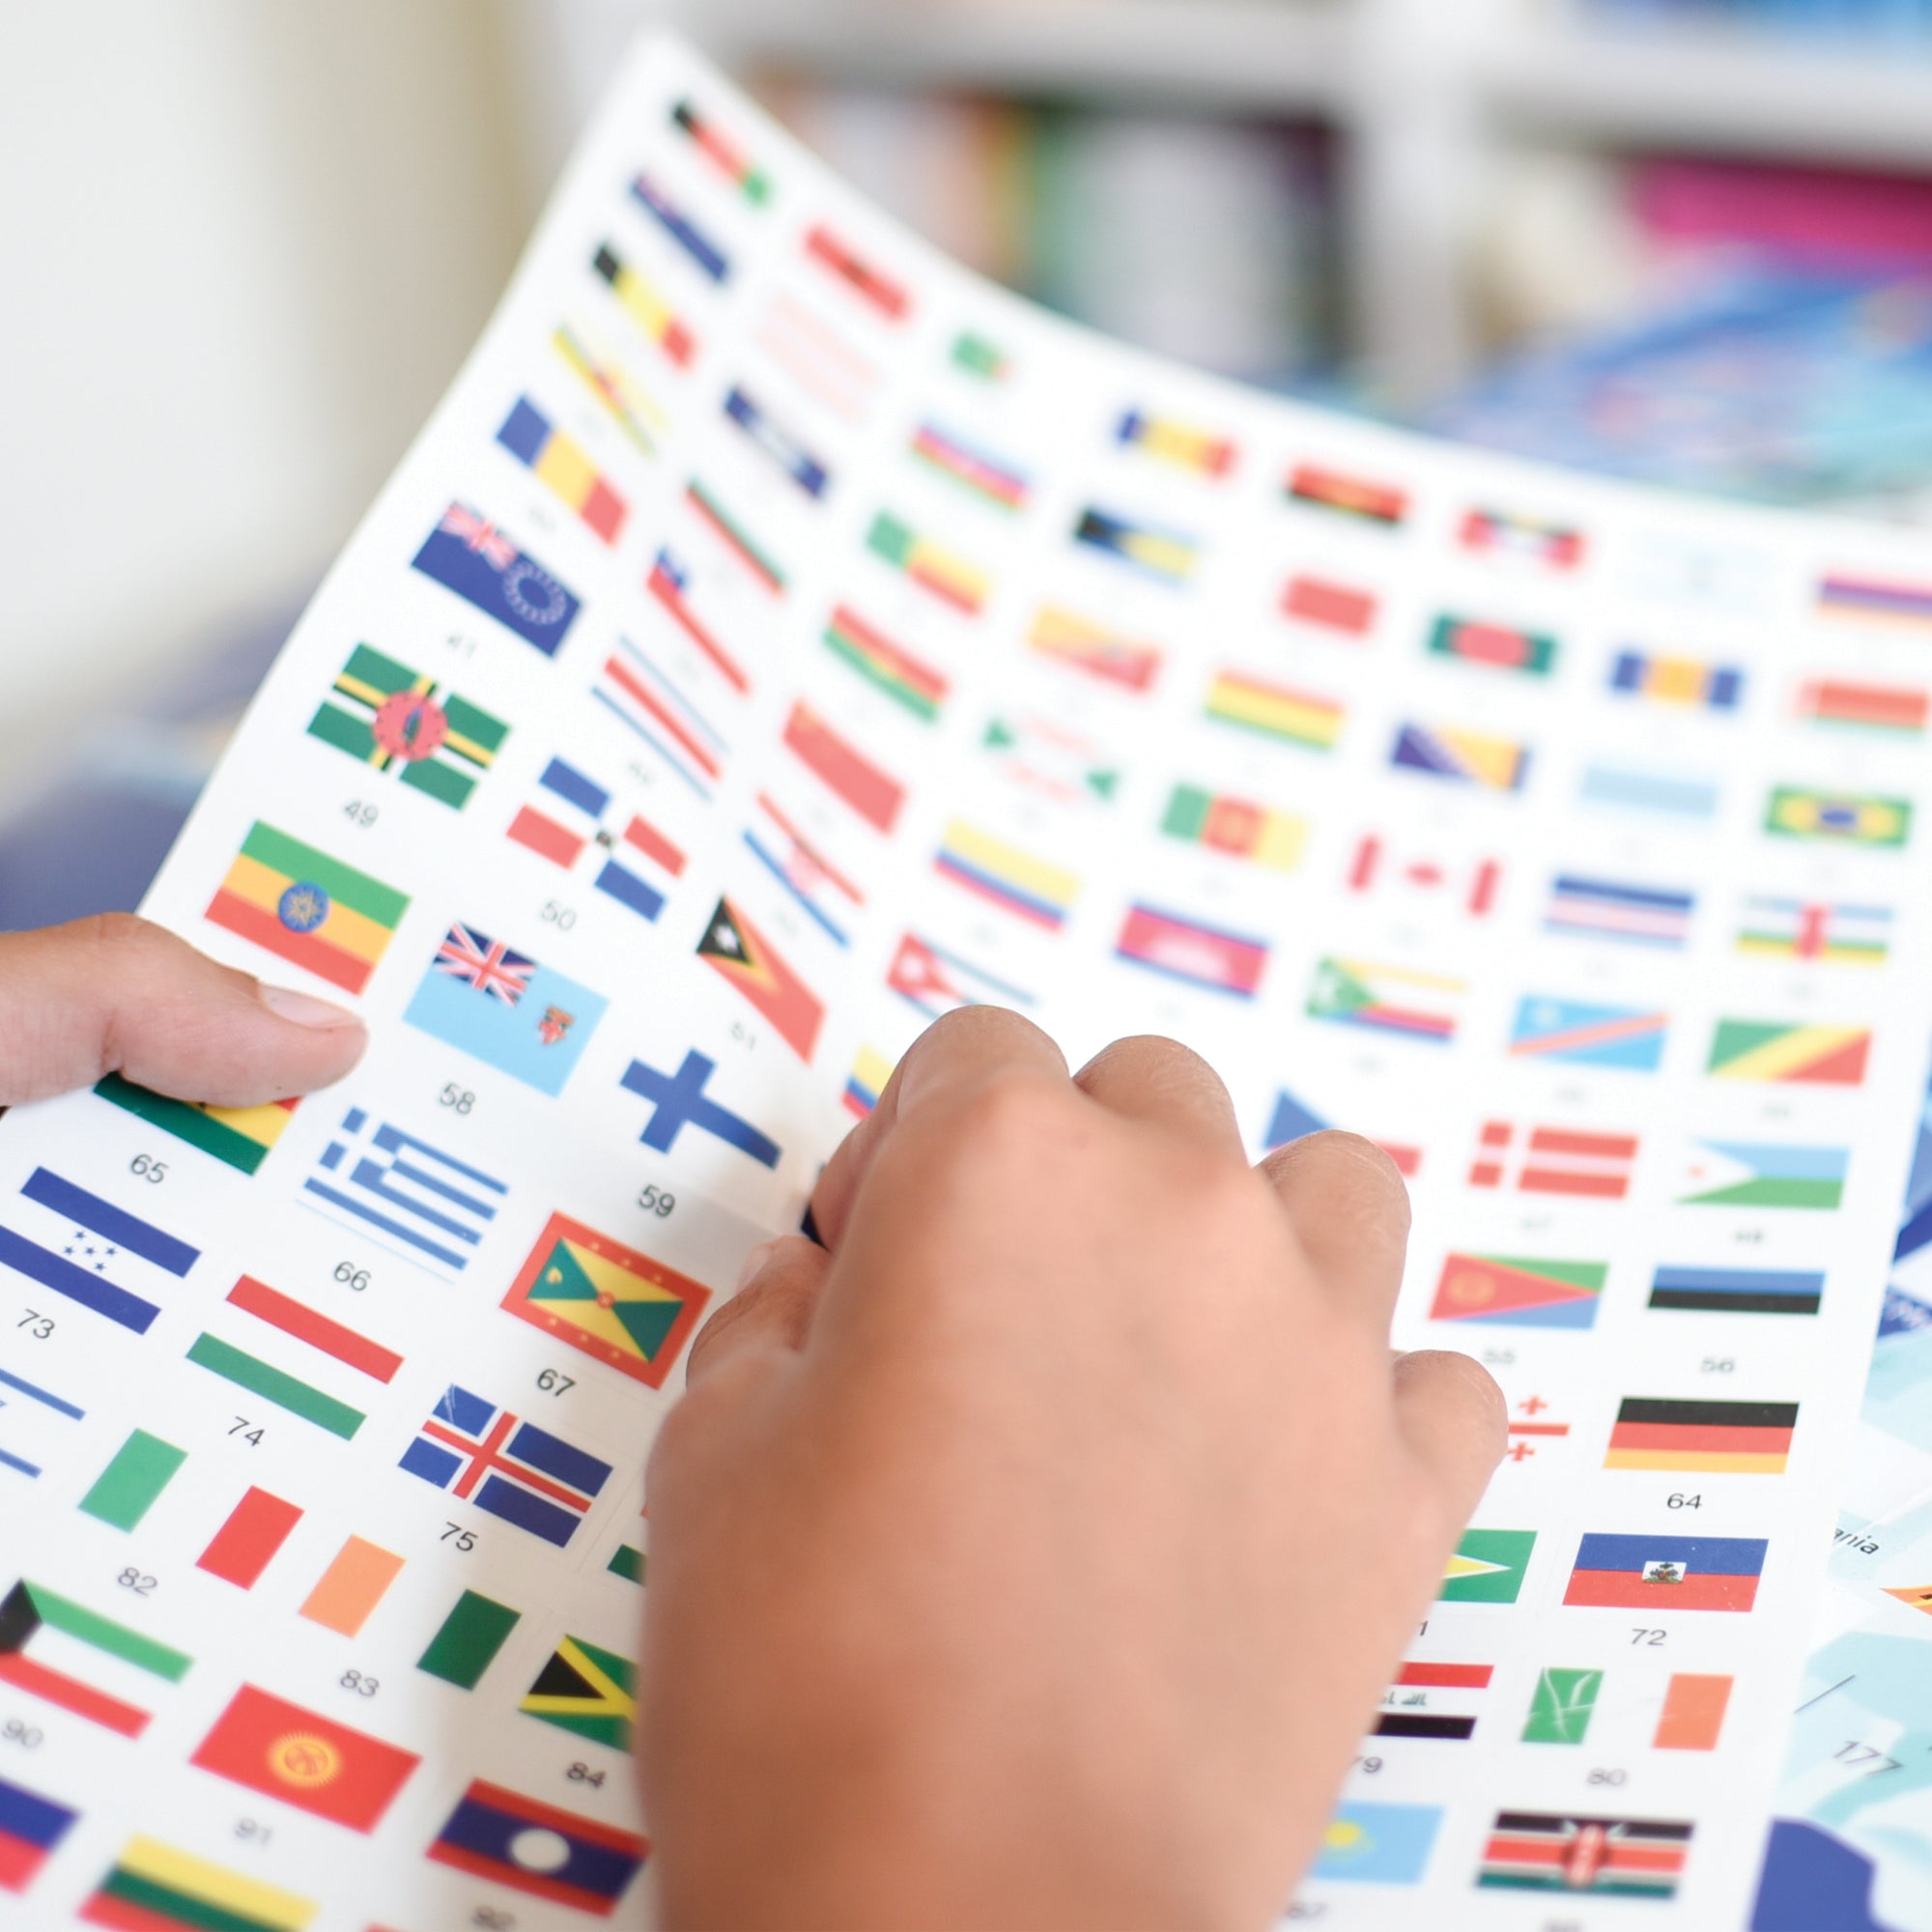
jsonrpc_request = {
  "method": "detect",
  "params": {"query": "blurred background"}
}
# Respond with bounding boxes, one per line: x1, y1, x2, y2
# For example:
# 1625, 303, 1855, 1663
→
6, 0, 1932, 925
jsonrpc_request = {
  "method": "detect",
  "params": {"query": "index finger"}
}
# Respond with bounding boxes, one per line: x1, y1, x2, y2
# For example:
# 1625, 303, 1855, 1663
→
809, 1007, 1066, 1250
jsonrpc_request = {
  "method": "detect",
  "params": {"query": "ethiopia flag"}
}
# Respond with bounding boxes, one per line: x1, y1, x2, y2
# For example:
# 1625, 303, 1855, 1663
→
501, 1213, 710, 1389
206, 823, 407, 996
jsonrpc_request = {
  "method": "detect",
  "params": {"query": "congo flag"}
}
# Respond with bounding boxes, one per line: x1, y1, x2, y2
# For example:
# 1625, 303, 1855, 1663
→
206, 824, 407, 996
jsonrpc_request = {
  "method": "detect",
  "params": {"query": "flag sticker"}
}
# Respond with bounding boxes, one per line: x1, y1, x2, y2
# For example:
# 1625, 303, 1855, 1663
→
823, 604, 950, 723
806, 222, 909, 321
1308, 957, 1466, 1045
507, 755, 685, 925
782, 700, 905, 833
400, 1386, 611, 1549
1648, 1265, 1824, 1316
308, 644, 507, 807
554, 320, 664, 458
1348, 838, 1499, 914
82, 1835, 314, 1931
1440, 1529, 1536, 1604
1427, 615, 1557, 677
593, 636, 729, 799
1478, 1811, 1690, 1898
1116, 904, 1268, 999
1312, 1803, 1441, 1885
1162, 785, 1304, 872
723, 385, 829, 498
0, 1774, 76, 1896
952, 329, 1010, 382
0, 1166, 198, 1336
843, 1044, 895, 1120
497, 398, 627, 542
621, 1052, 782, 1168
300, 1107, 509, 1276
981, 715, 1119, 808
190, 1684, 417, 1832
591, 242, 696, 366
1117, 409, 1236, 478
1766, 786, 1911, 848
1563, 1533, 1767, 1612
1705, 1020, 1870, 1087
428, 1778, 648, 1916
744, 792, 864, 946
1604, 1398, 1797, 1475
888, 932, 1035, 1020
0, 1578, 191, 1739
911, 419, 1030, 510
298, 1537, 406, 1637
1431, 1255, 1605, 1330
867, 509, 988, 614
696, 897, 826, 1062
1286, 462, 1407, 526
1795, 676, 1927, 734
501, 1212, 711, 1390
1609, 648, 1743, 711
197, 1489, 303, 1592
1392, 723, 1527, 792
0, 1363, 84, 1483
1509, 998, 1666, 1072
95, 1076, 298, 1177
1580, 762, 1719, 822
521, 1634, 637, 1752
1521, 1668, 1603, 1745
77, 1430, 186, 1532
647, 548, 752, 692
1546, 874, 1692, 950
1816, 570, 1932, 635
670, 97, 771, 203
1073, 506, 1199, 586
417, 1590, 522, 1691
1263, 1090, 1420, 1178
412, 503, 579, 656
933, 821, 1081, 931
1654, 1674, 1731, 1750
1461, 507, 1584, 570
1377, 1661, 1492, 1741
403, 922, 609, 1096
1027, 604, 1162, 693
1676, 1140, 1846, 1210
1736, 895, 1889, 966
630, 171, 729, 282
1282, 572, 1377, 637
1469, 1122, 1637, 1201
206, 822, 408, 996
1206, 670, 1344, 752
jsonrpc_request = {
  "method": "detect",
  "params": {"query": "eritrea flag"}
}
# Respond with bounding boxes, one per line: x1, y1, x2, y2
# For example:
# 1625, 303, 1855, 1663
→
189, 1685, 417, 1832
500, 1213, 710, 1390
1430, 1254, 1605, 1329
205, 823, 408, 996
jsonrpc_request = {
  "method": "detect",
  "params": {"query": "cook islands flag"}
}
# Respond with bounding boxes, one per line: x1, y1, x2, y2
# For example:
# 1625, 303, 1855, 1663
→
403, 923, 608, 1096
412, 502, 580, 655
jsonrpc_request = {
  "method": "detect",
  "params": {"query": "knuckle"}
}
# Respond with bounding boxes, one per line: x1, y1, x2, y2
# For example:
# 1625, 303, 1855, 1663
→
947, 1068, 1079, 1162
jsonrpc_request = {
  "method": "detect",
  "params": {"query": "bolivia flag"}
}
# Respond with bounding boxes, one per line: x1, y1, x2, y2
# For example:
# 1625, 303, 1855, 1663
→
1563, 1533, 1767, 1612
1431, 1255, 1605, 1329
500, 1212, 711, 1390
206, 823, 407, 996
189, 1685, 417, 1832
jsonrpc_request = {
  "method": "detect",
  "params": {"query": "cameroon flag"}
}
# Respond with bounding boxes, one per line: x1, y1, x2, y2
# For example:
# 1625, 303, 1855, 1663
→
205, 822, 409, 995
501, 1212, 711, 1389
81, 1833, 314, 1931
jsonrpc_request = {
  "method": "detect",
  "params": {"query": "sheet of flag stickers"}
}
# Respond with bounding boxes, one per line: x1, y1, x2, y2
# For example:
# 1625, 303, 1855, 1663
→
8, 33, 1932, 1932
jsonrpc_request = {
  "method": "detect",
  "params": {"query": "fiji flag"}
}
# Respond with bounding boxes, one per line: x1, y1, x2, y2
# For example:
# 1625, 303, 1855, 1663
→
404, 923, 608, 1096
412, 503, 580, 656
401, 1386, 611, 1548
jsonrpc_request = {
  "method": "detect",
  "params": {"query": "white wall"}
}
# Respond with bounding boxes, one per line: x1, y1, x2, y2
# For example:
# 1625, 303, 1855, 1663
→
0, 1, 535, 788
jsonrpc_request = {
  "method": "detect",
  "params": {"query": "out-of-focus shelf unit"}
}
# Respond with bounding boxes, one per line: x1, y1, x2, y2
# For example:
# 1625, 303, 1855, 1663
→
526, 0, 1932, 403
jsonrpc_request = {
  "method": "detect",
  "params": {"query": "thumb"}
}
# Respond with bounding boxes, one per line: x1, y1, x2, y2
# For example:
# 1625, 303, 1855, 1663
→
683, 1236, 833, 1390
0, 914, 367, 1108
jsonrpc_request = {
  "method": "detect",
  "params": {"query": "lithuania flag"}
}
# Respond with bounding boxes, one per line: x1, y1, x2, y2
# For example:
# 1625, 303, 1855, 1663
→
205, 823, 408, 996
82, 1833, 315, 1931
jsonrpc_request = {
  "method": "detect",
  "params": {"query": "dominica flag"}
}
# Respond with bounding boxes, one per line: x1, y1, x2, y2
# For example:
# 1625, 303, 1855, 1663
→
1509, 997, 1666, 1072
0, 1578, 191, 1739
1391, 722, 1527, 792
507, 755, 686, 924
1604, 1398, 1797, 1475
1310, 1803, 1442, 1885
823, 604, 950, 722
1376, 1661, 1492, 1741
1521, 1668, 1603, 1745
1307, 956, 1465, 1045
80, 1834, 315, 1930
1766, 786, 1911, 848
697, 896, 825, 1061
1478, 1812, 1690, 1898
430, 1779, 648, 1915
401, 1386, 611, 1548
1430, 1255, 1605, 1330
1073, 505, 1199, 586
1706, 1019, 1870, 1086
1676, 1139, 1846, 1210
308, 645, 507, 808
190, 1684, 417, 1832
94, 1075, 297, 1177
501, 1212, 710, 1391
1205, 669, 1344, 752
1648, 1265, 1824, 1316
1027, 604, 1162, 693
206, 823, 408, 996
521, 1635, 637, 1751
933, 821, 1081, 931
0, 1165, 198, 1336
1609, 648, 1743, 711
1563, 1533, 1767, 1612
982, 714, 1119, 808
1428, 615, 1557, 676
1736, 895, 1890, 966
1440, 1529, 1536, 1604
1161, 784, 1304, 871
0, 1775, 75, 1895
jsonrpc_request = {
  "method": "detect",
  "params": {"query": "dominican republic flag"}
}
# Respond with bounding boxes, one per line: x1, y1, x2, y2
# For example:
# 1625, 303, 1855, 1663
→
400, 1385, 611, 1548
508, 756, 686, 923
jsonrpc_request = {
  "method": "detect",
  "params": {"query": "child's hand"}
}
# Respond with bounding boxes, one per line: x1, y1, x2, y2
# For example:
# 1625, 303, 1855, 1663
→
0, 913, 365, 1106
641, 1008, 1504, 1930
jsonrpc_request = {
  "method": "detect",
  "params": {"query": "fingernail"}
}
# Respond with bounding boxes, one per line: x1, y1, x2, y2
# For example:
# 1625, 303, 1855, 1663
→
259, 983, 365, 1032
735, 1237, 783, 1291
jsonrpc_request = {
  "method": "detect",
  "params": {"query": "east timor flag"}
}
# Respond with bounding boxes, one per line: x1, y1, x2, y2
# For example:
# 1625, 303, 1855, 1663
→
501, 1212, 710, 1390
1604, 1399, 1797, 1475
206, 824, 408, 996
189, 1684, 417, 1832
696, 896, 824, 1062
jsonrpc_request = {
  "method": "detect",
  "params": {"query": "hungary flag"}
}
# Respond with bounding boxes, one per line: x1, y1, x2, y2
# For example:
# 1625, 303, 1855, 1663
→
500, 1212, 711, 1390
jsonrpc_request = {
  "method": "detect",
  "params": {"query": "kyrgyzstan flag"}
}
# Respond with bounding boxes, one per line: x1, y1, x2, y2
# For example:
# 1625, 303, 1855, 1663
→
190, 1684, 419, 1831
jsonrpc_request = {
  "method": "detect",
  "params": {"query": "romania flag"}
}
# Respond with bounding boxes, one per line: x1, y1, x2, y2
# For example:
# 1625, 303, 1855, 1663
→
205, 823, 407, 996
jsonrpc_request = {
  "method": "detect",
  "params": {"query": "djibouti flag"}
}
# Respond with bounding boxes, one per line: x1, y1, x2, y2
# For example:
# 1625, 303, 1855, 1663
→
308, 644, 507, 810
